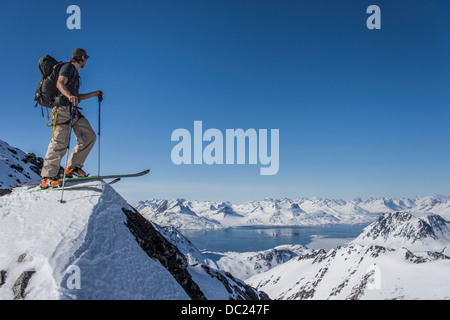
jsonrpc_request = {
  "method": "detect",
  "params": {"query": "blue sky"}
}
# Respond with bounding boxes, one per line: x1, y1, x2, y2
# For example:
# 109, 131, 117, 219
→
1, 0, 449, 204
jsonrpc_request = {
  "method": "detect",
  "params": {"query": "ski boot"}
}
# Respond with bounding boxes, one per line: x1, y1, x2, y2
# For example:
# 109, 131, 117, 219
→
65, 166, 89, 178
41, 177, 62, 189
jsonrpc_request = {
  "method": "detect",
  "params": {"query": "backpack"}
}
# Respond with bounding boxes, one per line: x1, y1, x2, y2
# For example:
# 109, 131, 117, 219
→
34, 55, 67, 109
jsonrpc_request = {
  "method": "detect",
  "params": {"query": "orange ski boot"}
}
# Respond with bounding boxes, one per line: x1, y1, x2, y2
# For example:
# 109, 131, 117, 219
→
65, 166, 89, 178
41, 177, 62, 189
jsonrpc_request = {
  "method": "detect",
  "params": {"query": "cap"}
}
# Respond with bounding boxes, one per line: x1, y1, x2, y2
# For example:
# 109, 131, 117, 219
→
72, 48, 90, 59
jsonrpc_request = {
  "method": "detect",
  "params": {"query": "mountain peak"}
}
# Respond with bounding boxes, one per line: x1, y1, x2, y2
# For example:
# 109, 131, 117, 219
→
352, 212, 450, 252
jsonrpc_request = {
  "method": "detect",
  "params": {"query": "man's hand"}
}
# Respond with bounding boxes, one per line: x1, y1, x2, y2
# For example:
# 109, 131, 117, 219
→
95, 90, 103, 101
68, 95, 79, 106
56, 75, 78, 106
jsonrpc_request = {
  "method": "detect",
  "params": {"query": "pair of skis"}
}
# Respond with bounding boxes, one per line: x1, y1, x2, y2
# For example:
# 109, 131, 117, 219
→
24, 169, 150, 193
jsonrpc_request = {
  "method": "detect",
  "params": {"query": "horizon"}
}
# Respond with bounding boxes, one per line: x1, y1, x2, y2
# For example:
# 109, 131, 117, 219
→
131, 192, 449, 206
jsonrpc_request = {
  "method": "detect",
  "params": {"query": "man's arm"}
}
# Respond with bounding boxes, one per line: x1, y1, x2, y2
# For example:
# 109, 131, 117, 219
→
57, 74, 102, 104
79, 90, 103, 101
56, 75, 79, 106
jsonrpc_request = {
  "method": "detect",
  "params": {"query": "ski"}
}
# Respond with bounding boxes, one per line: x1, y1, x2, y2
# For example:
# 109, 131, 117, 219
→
27, 178, 121, 193
63, 169, 150, 183
22, 169, 150, 187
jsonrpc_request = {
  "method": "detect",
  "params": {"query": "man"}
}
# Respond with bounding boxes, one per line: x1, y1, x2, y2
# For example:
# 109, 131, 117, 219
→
41, 48, 103, 188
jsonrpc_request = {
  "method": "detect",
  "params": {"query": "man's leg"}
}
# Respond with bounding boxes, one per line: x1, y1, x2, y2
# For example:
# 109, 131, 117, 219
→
41, 106, 71, 178
67, 114, 97, 170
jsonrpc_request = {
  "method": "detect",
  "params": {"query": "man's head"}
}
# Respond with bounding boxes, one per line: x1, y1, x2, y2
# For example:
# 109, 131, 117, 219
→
70, 48, 90, 68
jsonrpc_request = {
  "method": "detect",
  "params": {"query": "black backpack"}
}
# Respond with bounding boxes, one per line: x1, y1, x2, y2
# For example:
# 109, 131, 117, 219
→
34, 55, 67, 109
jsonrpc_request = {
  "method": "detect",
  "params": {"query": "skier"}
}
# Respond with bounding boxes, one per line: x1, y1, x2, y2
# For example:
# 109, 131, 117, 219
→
40, 48, 103, 189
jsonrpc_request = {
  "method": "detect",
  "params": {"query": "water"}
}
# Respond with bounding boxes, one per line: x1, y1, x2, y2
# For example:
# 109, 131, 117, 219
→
181, 223, 370, 253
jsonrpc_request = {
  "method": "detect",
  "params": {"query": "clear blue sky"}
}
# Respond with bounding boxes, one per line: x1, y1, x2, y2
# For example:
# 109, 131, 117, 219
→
1, 0, 449, 204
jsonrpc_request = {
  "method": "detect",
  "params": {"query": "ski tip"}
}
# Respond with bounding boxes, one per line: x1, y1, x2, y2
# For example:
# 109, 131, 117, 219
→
109, 178, 121, 184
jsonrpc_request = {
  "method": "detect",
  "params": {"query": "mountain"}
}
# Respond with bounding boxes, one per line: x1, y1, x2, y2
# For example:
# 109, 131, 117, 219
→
352, 211, 450, 254
0, 140, 267, 300
137, 199, 223, 230
247, 211, 450, 300
137, 196, 450, 230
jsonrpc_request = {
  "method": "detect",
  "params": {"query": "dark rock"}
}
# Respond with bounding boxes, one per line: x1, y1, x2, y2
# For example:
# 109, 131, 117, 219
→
122, 207, 207, 300
13, 271, 35, 299
0, 270, 6, 287
9, 164, 24, 173
0, 189, 12, 197
23, 153, 44, 177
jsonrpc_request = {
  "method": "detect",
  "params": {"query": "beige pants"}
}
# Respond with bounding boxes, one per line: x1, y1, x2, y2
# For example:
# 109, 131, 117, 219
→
41, 105, 96, 178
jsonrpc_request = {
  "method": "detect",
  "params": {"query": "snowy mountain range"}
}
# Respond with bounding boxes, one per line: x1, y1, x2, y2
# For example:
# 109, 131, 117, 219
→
136, 196, 450, 230
248, 211, 450, 300
1, 139, 450, 300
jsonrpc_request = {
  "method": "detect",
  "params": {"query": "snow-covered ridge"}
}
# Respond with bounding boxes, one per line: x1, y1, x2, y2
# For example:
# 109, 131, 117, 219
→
249, 243, 450, 300
0, 183, 188, 299
0, 183, 268, 300
137, 196, 450, 230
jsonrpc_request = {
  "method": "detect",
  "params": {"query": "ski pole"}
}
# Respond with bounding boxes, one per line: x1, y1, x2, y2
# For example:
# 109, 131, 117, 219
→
60, 103, 76, 204
98, 92, 103, 176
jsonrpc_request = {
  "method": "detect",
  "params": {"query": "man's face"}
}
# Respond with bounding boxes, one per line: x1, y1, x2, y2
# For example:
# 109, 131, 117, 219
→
80, 56, 88, 68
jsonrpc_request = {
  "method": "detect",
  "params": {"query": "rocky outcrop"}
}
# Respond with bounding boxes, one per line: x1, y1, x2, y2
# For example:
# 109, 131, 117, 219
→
198, 265, 269, 300
0, 140, 44, 191
13, 271, 35, 300
122, 207, 207, 300
1, 254, 36, 300
0, 189, 12, 197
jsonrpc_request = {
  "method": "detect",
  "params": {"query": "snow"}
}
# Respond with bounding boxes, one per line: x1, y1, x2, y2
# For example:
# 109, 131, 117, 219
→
248, 243, 450, 300
247, 212, 450, 300
352, 211, 450, 255
202, 245, 310, 281
0, 183, 190, 300
306, 235, 354, 251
